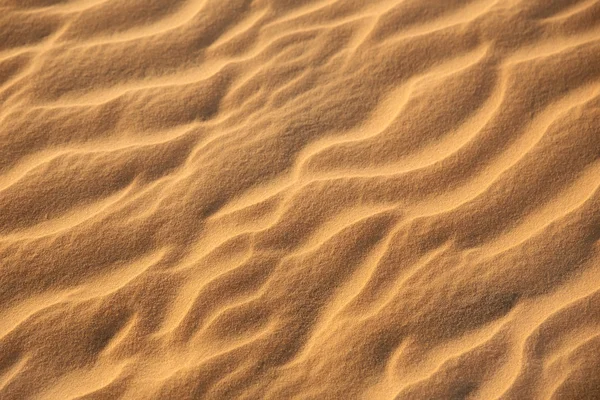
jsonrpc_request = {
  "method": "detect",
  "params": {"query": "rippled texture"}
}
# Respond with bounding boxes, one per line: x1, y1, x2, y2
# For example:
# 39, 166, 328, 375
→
1, 0, 600, 399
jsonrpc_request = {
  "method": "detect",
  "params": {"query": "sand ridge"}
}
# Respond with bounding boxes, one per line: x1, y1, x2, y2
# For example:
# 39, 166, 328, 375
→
1, 0, 600, 398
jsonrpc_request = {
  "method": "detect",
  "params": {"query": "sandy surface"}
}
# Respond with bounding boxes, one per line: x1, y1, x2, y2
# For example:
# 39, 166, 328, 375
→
1, 0, 600, 399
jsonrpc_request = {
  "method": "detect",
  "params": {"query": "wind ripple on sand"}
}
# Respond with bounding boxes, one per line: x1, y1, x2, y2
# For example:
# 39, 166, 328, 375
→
1, 0, 600, 398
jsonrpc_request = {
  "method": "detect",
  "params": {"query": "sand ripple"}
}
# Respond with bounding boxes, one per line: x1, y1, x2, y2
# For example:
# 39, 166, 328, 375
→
1, 0, 600, 398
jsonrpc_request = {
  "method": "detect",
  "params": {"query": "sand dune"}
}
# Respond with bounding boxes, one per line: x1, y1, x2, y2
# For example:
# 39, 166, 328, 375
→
1, 0, 600, 398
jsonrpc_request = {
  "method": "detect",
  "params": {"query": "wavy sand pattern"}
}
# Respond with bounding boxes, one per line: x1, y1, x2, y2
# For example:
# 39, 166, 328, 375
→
1, 0, 600, 399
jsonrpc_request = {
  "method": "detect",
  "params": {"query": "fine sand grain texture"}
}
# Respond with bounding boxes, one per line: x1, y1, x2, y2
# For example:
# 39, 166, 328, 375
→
1, 0, 600, 399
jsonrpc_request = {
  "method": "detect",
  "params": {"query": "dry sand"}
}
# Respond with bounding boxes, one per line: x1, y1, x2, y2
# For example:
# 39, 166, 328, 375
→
1, 0, 600, 398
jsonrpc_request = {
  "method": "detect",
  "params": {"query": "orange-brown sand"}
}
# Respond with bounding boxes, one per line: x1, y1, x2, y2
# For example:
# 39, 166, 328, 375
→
1, 0, 600, 399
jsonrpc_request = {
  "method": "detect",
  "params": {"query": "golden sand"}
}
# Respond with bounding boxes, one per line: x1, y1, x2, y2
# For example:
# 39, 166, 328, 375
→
1, 0, 600, 398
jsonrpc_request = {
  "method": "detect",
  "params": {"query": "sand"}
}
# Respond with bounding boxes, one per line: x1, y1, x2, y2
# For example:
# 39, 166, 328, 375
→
1, 0, 600, 398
